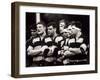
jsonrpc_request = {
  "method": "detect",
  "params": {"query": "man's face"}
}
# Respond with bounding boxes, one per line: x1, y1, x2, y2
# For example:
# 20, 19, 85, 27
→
67, 25, 78, 36
31, 29, 37, 36
62, 29, 71, 38
59, 22, 66, 33
36, 24, 45, 35
47, 25, 55, 36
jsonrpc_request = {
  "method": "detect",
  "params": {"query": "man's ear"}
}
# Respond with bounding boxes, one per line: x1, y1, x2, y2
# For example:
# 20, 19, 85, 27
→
54, 28, 56, 32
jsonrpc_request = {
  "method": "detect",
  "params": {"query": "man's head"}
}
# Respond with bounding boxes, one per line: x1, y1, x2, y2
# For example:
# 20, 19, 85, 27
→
30, 29, 37, 36
62, 28, 71, 38
47, 22, 57, 37
36, 22, 46, 35
67, 21, 82, 36
59, 19, 66, 34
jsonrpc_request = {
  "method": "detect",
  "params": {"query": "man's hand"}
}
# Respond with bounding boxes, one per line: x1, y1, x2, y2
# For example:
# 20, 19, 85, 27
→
63, 50, 74, 56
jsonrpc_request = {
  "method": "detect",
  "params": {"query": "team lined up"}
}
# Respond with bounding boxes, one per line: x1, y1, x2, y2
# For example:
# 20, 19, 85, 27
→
26, 20, 88, 67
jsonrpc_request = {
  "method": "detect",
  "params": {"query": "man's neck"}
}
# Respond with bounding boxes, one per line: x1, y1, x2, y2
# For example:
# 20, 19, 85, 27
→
52, 32, 58, 39
39, 32, 46, 40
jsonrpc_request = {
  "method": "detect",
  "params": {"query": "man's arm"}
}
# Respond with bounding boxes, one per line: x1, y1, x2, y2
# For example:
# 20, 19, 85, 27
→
69, 43, 87, 54
27, 46, 42, 56
27, 45, 49, 56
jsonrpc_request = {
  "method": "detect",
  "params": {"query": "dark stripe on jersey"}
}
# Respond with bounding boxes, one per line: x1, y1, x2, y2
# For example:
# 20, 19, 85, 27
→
69, 43, 82, 48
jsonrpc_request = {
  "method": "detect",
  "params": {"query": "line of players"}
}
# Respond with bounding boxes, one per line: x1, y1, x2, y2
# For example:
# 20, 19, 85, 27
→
26, 20, 88, 67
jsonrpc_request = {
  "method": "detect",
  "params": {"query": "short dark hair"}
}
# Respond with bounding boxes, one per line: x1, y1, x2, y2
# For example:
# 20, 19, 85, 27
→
47, 22, 57, 29
68, 21, 82, 29
59, 19, 69, 28
36, 21, 46, 27
29, 24, 37, 32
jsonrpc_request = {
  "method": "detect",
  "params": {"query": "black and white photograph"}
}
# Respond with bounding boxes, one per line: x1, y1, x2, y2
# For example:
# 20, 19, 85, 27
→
11, 2, 97, 78
26, 13, 90, 67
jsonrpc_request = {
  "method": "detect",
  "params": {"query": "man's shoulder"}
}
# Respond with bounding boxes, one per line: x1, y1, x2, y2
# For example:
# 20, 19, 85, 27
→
32, 36, 40, 43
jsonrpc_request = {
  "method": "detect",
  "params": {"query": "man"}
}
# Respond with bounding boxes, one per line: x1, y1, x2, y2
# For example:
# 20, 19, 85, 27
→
59, 19, 68, 34
43, 22, 59, 66
47, 22, 58, 39
26, 28, 37, 48
26, 27, 37, 67
27, 21, 48, 66
56, 28, 72, 65
62, 21, 88, 65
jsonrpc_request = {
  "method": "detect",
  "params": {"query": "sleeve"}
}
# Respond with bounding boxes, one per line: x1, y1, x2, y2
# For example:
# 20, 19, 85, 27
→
55, 36, 64, 49
80, 35, 88, 54
55, 36, 63, 43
